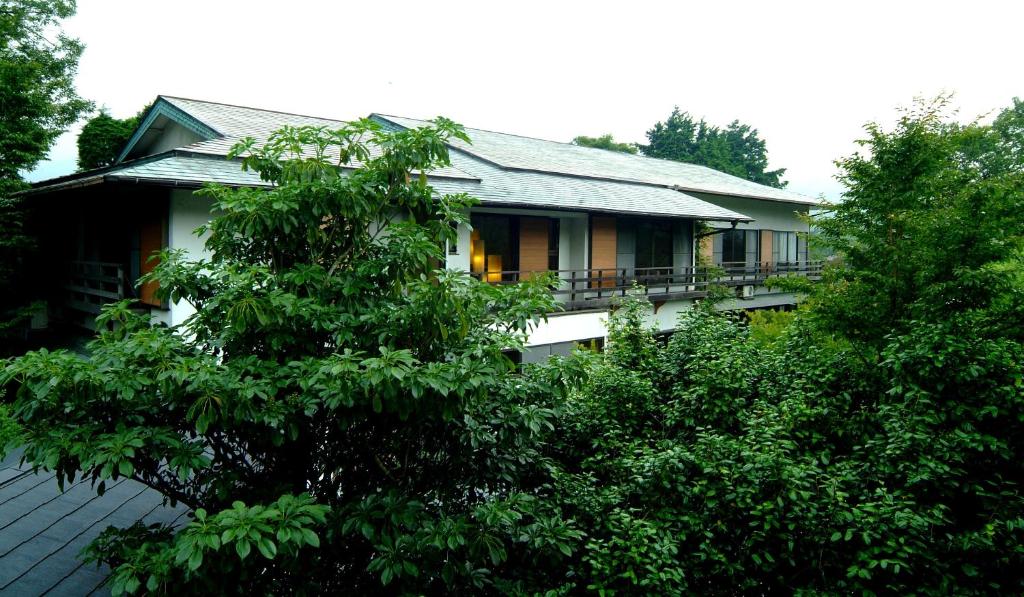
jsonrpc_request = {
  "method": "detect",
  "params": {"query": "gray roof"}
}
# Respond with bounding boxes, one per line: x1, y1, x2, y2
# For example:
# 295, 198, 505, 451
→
159, 97, 476, 182
25, 95, 820, 220
0, 449, 187, 596
376, 114, 818, 206
430, 155, 749, 220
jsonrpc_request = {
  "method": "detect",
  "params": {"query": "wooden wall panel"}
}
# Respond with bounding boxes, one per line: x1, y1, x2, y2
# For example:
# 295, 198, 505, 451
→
590, 216, 617, 287
518, 217, 549, 278
760, 229, 773, 269
138, 215, 164, 307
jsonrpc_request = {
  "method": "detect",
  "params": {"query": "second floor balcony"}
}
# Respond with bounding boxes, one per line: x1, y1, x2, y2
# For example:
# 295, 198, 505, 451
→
470, 260, 825, 311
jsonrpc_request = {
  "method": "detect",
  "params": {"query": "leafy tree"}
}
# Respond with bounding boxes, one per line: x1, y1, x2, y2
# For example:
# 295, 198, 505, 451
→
812, 95, 1024, 350
571, 133, 637, 154
547, 98, 1024, 594
0, 0, 92, 182
77, 105, 146, 170
3, 121, 583, 594
0, 0, 91, 350
640, 107, 787, 188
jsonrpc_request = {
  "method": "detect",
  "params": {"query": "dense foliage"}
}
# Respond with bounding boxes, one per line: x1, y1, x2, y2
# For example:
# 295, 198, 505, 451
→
76, 105, 146, 170
571, 134, 638, 154
3, 98, 1023, 594
546, 98, 1024, 593
3, 121, 583, 594
0, 0, 91, 351
640, 107, 787, 188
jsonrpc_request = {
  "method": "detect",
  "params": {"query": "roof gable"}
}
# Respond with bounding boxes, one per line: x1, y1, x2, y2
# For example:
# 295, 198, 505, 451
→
117, 97, 221, 163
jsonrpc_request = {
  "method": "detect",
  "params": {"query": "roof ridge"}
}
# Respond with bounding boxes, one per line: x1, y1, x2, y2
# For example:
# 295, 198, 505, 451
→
375, 112, 625, 149
377, 113, 773, 177
160, 95, 349, 124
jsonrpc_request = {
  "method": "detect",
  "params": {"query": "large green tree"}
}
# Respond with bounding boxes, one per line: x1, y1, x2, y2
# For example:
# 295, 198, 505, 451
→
640, 107, 787, 187
0, 0, 91, 183
571, 133, 637, 154
0, 0, 91, 351
546, 98, 1024, 594
77, 102, 152, 170
3, 120, 582, 594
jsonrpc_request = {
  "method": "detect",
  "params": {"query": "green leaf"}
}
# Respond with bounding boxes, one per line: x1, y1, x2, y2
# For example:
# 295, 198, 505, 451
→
236, 540, 251, 560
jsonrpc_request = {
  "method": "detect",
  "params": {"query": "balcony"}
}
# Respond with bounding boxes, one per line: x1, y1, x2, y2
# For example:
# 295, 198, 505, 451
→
470, 260, 825, 311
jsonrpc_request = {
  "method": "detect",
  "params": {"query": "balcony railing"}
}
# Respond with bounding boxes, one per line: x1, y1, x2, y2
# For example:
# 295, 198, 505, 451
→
470, 260, 825, 310
63, 261, 126, 329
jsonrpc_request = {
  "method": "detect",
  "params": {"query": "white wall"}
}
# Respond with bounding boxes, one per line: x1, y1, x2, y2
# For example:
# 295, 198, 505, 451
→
150, 189, 215, 327
695, 193, 810, 232
145, 121, 204, 156
526, 310, 608, 346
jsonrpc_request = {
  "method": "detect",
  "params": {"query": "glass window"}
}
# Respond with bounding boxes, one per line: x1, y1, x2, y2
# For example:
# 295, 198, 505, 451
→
773, 231, 798, 263
470, 214, 517, 282
721, 229, 746, 264
635, 220, 674, 270
548, 219, 560, 271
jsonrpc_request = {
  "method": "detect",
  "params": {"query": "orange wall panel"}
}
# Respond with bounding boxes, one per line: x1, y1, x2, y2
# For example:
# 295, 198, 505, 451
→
760, 229, 773, 268
590, 216, 617, 287
138, 216, 164, 307
518, 217, 550, 278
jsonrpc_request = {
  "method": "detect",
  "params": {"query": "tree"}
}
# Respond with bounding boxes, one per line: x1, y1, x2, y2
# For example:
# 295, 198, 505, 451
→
0, 0, 92, 182
640, 107, 787, 187
77, 107, 142, 170
812, 96, 1024, 350
0, 0, 91, 350
571, 133, 637, 154
3, 120, 583, 594
546, 98, 1024, 594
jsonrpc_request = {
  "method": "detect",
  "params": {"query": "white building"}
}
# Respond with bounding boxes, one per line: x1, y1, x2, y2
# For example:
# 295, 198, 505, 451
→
22, 96, 821, 359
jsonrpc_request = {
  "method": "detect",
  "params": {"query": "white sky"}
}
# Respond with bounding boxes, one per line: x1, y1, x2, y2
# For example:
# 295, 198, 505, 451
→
28, 0, 1024, 200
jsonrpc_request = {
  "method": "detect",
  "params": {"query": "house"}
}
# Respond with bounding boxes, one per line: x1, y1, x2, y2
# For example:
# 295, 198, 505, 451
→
22, 96, 821, 361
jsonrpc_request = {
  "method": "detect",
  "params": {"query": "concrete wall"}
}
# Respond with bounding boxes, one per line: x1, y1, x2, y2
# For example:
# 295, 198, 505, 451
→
150, 189, 215, 327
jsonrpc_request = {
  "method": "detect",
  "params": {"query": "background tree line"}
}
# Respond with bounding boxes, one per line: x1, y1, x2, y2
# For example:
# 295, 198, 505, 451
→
573, 106, 788, 188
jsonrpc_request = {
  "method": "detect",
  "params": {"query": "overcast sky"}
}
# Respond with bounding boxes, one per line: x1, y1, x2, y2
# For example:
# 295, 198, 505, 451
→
28, 0, 1024, 200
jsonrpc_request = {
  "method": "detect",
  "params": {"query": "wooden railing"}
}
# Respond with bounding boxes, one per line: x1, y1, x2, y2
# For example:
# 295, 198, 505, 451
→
64, 261, 126, 328
470, 260, 825, 310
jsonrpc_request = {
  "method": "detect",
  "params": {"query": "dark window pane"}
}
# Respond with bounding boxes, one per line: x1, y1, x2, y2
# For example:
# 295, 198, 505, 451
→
548, 219, 560, 271
722, 229, 746, 263
635, 220, 673, 270
470, 214, 518, 281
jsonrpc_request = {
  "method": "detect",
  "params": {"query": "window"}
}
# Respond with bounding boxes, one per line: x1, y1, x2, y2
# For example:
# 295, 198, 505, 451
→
721, 229, 746, 264
773, 231, 798, 263
470, 214, 517, 282
634, 220, 674, 270
548, 219, 560, 271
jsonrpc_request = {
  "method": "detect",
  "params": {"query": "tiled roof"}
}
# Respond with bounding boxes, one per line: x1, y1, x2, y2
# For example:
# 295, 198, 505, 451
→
430, 156, 750, 220
159, 97, 476, 181
28, 96, 815, 220
0, 449, 187, 596
375, 114, 818, 206
24, 152, 749, 221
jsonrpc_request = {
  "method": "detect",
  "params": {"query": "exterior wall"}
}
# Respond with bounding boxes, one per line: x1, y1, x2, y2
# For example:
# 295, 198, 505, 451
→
143, 194, 807, 344
526, 311, 608, 347
150, 189, 215, 327
146, 121, 204, 156
694, 193, 810, 233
